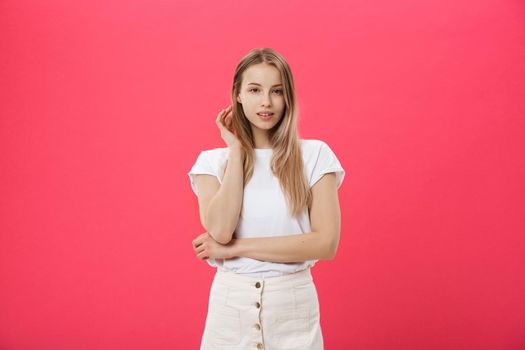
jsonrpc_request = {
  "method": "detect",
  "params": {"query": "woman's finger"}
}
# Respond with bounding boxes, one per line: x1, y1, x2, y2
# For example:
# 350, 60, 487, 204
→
216, 106, 231, 123
216, 113, 227, 130
196, 244, 205, 254
216, 109, 226, 124
192, 234, 205, 248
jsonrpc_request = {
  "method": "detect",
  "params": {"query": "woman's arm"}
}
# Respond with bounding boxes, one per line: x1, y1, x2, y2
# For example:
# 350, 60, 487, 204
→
196, 146, 245, 244
230, 172, 341, 262
193, 173, 341, 262
229, 232, 332, 262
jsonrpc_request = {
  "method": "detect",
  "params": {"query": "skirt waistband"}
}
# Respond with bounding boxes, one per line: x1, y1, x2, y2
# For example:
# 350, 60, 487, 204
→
213, 267, 313, 292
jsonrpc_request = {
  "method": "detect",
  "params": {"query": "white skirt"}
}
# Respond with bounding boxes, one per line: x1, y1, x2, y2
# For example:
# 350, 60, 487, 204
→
200, 267, 324, 350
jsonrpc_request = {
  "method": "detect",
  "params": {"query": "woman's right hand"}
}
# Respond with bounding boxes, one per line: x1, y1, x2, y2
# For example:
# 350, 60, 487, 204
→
216, 105, 242, 150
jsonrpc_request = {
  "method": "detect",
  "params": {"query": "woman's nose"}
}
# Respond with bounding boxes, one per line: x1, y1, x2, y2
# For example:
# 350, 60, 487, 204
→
261, 93, 272, 105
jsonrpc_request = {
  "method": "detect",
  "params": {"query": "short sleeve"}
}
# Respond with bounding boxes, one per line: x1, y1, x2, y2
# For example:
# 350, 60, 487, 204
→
187, 151, 221, 196
309, 141, 345, 189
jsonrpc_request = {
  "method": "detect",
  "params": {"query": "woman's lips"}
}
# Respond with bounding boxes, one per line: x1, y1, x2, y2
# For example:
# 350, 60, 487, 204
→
257, 112, 274, 120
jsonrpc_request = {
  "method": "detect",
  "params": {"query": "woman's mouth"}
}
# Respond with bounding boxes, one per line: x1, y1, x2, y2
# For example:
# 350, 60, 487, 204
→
257, 112, 274, 120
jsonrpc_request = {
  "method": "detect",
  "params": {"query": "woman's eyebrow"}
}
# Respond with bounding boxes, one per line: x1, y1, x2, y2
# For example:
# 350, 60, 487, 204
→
247, 83, 283, 87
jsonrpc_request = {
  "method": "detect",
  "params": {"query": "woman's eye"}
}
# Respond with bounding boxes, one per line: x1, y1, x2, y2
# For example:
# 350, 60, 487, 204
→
248, 88, 283, 94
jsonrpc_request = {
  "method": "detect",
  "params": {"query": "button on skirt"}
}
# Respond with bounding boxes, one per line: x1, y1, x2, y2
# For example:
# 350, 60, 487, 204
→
200, 267, 324, 350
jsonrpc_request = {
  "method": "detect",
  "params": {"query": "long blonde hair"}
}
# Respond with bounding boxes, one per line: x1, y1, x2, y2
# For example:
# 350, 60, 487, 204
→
230, 48, 311, 218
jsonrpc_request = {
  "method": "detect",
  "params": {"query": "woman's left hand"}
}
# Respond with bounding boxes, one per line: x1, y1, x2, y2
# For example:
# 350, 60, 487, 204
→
192, 232, 237, 260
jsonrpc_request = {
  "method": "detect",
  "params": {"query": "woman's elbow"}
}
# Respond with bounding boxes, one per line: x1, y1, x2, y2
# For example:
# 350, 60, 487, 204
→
324, 237, 339, 260
208, 228, 234, 245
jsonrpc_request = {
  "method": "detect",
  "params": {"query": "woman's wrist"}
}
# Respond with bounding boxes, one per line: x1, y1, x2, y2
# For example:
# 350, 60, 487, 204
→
228, 238, 242, 258
228, 145, 245, 161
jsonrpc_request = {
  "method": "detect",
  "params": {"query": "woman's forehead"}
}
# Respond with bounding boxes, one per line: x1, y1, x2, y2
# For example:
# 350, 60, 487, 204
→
243, 64, 282, 86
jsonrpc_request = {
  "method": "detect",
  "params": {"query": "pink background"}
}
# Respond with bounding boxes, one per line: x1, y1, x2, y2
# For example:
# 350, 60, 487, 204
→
1, 0, 524, 349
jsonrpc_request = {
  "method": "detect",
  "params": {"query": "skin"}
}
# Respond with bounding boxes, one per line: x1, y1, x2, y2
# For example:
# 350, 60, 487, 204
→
191, 173, 340, 262
215, 63, 285, 149
216, 105, 241, 150
236, 63, 286, 149
191, 64, 342, 262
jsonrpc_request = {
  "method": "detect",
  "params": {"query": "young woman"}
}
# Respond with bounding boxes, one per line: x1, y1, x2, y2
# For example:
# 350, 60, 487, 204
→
188, 48, 345, 350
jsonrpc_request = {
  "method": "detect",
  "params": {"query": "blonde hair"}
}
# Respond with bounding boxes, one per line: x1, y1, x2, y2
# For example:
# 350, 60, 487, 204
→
230, 48, 311, 218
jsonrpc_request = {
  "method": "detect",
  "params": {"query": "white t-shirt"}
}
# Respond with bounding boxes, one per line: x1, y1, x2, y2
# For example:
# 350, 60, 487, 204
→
187, 139, 345, 278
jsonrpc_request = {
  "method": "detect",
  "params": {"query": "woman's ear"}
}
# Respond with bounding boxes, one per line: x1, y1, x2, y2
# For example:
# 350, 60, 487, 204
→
236, 94, 242, 104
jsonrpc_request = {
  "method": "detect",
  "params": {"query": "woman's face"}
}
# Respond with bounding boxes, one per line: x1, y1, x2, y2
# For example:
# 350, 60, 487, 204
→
236, 63, 286, 132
